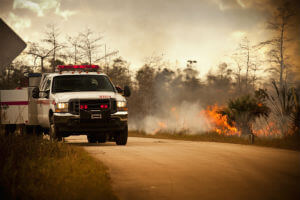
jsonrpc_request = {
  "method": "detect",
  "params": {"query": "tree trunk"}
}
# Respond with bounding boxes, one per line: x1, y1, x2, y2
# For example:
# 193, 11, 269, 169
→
74, 45, 77, 64
41, 57, 44, 73
53, 38, 56, 72
279, 23, 285, 89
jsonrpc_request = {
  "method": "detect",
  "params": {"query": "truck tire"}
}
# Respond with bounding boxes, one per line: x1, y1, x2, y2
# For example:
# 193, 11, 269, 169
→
4, 124, 16, 136
87, 135, 97, 143
49, 117, 62, 142
34, 126, 43, 137
25, 126, 33, 135
97, 134, 107, 143
4, 125, 10, 136
115, 126, 128, 145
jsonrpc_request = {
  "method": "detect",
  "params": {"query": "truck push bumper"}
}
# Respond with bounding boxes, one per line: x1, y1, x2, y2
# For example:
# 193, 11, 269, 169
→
53, 111, 128, 134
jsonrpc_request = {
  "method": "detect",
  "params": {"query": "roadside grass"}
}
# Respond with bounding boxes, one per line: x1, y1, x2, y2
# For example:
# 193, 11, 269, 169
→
0, 133, 117, 200
129, 130, 300, 151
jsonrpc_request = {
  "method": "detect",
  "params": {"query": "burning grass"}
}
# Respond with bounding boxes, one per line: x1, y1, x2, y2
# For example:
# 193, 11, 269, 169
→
130, 130, 248, 144
129, 130, 300, 151
133, 100, 299, 144
0, 133, 117, 200
140, 104, 244, 136
201, 105, 240, 136
130, 102, 300, 150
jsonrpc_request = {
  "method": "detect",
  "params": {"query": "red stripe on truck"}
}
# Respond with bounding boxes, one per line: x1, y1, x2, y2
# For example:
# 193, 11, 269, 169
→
0, 101, 29, 105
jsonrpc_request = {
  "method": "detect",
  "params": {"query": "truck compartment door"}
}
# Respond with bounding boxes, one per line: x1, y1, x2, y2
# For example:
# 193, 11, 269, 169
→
0, 89, 29, 124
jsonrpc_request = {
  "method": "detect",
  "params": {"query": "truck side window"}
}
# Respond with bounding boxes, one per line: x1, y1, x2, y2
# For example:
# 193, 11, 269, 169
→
39, 74, 49, 90
44, 79, 51, 91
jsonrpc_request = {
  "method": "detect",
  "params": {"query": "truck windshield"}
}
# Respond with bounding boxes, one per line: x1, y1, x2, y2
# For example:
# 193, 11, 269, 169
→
52, 75, 115, 93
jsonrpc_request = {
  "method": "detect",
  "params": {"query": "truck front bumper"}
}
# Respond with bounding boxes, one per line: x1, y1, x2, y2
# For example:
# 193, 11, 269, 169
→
53, 111, 128, 134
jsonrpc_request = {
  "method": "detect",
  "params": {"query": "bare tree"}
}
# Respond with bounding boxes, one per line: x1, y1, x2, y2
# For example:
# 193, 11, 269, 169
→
258, 2, 295, 89
239, 37, 251, 89
231, 53, 243, 92
95, 44, 119, 73
27, 42, 55, 72
67, 34, 81, 64
249, 55, 263, 89
78, 28, 103, 65
251, 63, 259, 88
43, 24, 64, 71
232, 37, 261, 92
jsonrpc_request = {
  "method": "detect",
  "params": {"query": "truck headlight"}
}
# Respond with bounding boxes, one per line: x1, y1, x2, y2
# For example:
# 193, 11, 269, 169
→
55, 102, 69, 113
117, 101, 127, 111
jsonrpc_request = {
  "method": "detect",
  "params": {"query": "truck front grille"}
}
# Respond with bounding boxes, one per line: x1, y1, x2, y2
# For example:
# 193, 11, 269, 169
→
69, 99, 117, 114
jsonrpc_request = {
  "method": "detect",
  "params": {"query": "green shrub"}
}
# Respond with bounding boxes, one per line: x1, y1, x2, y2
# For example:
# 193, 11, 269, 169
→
219, 91, 270, 135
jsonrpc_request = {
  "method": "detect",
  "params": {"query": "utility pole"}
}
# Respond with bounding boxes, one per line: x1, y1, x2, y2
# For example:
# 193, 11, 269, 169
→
95, 44, 119, 74
105, 44, 108, 74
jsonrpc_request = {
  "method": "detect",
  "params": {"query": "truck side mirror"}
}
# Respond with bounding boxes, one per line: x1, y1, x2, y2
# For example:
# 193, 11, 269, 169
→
44, 90, 50, 99
115, 86, 123, 94
32, 87, 39, 98
124, 86, 131, 97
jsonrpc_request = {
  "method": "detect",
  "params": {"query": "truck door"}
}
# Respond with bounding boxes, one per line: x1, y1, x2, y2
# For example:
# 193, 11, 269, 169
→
37, 77, 46, 124
37, 77, 51, 128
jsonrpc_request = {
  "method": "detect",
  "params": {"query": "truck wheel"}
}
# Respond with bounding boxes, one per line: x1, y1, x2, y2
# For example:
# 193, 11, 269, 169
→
33, 126, 43, 137
4, 124, 16, 136
115, 126, 128, 145
4, 125, 10, 136
87, 135, 97, 143
25, 126, 33, 135
97, 134, 107, 143
49, 117, 62, 142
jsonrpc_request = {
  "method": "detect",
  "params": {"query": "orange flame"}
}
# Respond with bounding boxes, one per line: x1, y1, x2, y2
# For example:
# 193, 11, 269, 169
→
152, 104, 281, 137
201, 105, 241, 136
257, 103, 263, 107
153, 121, 167, 134
253, 121, 284, 137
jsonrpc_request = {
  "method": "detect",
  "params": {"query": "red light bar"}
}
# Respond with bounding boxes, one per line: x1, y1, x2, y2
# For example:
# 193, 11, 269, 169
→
57, 65, 99, 70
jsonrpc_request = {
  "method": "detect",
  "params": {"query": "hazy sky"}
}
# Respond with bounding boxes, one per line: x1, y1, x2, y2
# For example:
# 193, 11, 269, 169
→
0, 0, 280, 74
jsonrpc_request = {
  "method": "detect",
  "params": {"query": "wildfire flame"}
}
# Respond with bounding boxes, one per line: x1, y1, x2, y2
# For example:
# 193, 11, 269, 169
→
253, 121, 282, 137
152, 104, 241, 135
151, 104, 281, 137
153, 121, 167, 134
201, 105, 241, 136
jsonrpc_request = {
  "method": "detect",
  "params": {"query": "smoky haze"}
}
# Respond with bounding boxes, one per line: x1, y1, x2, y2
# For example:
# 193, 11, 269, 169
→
0, 0, 299, 136
0, 0, 286, 74
127, 60, 237, 134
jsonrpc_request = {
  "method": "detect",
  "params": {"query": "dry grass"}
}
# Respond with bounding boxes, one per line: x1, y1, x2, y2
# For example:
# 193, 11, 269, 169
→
0, 134, 117, 200
129, 130, 300, 151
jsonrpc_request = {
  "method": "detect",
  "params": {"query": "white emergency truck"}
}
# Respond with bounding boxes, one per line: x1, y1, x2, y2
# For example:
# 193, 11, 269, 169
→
0, 65, 130, 145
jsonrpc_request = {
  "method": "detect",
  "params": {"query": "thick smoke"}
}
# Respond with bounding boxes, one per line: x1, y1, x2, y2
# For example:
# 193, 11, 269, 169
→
129, 101, 212, 134
127, 61, 236, 134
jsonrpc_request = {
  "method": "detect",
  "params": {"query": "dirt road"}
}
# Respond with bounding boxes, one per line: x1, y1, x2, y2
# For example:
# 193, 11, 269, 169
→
66, 136, 300, 200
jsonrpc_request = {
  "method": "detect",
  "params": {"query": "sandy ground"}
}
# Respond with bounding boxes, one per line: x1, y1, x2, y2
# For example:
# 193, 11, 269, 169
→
66, 136, 300, 200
